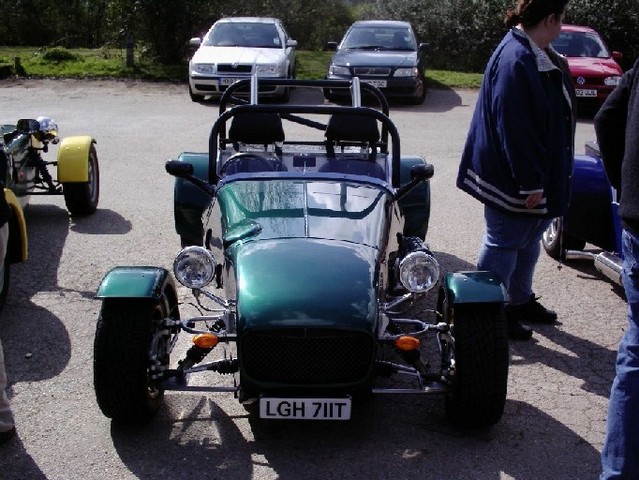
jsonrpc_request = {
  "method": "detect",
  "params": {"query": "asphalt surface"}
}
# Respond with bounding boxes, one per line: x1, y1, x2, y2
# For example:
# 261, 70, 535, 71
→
0, 79, 626, 480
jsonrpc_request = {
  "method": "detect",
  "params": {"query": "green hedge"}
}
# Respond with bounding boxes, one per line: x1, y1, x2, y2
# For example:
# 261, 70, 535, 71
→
363, 0, 639, 72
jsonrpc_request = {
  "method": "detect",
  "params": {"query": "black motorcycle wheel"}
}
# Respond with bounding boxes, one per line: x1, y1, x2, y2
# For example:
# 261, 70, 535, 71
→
542, 217, 586, 260
93, 296, 171, 423
444, 303, 509, 429
63, 144, 100, 216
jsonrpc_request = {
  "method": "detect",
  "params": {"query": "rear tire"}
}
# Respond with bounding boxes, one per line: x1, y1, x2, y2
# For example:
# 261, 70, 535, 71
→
444, 303, 509, 429
93, 295, 173, 423
63, 144, 99, 216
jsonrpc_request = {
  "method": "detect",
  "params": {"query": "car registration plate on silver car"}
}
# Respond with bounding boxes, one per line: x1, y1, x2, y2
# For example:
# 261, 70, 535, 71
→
220, 77, 241, 86
259, 397, 352, 420
576, 88, 597, 98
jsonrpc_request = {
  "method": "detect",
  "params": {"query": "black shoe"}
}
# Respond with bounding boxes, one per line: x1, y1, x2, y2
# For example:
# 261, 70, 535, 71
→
508, 295, 557, 324
507, 318, 533, 340
0, 427, 16, 445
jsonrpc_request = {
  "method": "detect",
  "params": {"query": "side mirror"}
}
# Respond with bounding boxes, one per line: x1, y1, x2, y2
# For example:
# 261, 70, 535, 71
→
325, 41, 338, 52
418, 43, 429, 54
189, 37, 202, 48
166, 159, 193, 178
165, 160, 215, 197
287, 39, 298, 48
612, 51, 623, 62
395, 163, 435, 201
411, 163, 434, 181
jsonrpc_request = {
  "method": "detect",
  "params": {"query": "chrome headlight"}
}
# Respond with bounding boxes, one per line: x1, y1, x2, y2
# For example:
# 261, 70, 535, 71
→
604, 75, 621, 86
192, 63, 216, 74
173, 246, 216, 289
394, 67, 418, 77
399, 251, 440, 293
329, 65, 351, 76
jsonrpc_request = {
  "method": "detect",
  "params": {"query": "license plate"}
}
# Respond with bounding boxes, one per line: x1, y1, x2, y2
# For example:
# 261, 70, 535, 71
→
363, 79, 387, 88
259, 397, 352, 420
575, 88, 597, 98
220, 77, 241, 86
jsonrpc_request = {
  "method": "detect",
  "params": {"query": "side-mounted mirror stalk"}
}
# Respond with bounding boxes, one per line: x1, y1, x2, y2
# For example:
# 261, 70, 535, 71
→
165, 160, 216, 196
394, 163, 434, 201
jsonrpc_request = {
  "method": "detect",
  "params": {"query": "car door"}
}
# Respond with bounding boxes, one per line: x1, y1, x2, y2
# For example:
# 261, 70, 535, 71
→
277, 21, 297, 78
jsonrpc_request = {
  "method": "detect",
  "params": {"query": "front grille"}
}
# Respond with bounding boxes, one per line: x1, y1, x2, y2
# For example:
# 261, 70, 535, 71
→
353, 67, 391, 76
218, 64, 253, 73
241, 329, 374, 385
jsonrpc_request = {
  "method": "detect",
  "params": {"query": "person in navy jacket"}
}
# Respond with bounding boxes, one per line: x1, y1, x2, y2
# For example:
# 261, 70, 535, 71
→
457, 0, 575, 340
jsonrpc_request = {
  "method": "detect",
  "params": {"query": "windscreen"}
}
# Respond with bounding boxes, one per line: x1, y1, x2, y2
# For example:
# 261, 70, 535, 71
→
204, 22, 282, 48
552, 31, 611, 59
341, 27, 416, 51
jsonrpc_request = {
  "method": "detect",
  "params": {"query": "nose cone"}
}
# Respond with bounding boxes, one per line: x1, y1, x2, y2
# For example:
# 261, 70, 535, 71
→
235, 238, 379, 332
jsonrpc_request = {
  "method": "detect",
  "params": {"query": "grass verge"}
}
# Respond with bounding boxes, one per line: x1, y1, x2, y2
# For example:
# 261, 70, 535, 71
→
0, 47, 483, 89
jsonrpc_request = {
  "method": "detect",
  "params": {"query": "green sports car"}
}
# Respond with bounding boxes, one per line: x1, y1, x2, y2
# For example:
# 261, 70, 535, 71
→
93, 78, 509, 429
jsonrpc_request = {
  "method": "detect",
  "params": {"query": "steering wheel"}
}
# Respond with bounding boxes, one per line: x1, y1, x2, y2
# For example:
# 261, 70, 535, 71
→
219, 152, 277, 176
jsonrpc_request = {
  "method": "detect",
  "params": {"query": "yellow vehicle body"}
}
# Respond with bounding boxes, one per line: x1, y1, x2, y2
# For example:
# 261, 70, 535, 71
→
4, 188, 28, 262
57, 135, 95, 183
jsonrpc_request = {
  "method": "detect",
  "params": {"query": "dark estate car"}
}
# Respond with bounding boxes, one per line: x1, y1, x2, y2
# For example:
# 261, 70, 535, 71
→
93, 77, 509, 429
552, 24, 623, 107
324, 20, 429, 105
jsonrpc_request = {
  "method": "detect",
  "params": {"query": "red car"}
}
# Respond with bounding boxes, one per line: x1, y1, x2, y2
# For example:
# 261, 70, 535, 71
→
552, 25, 623, 106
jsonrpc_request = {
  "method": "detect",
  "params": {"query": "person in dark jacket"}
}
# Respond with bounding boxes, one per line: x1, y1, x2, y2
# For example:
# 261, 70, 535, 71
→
595, 57, 639, 480
457, 0, 575, 340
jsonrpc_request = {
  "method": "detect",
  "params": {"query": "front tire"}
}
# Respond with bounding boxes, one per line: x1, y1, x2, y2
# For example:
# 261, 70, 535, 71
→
63, 144, 99, 215
189, 84, 205, 102
93, 295, 173, 423
410, 74, 426, 105
444, 303, 509, 429
542, 217, 586, 260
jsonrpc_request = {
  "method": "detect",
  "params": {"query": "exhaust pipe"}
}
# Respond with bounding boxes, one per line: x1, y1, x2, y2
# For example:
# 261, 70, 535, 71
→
594, 251, 622, 285
564, 249, 622, 285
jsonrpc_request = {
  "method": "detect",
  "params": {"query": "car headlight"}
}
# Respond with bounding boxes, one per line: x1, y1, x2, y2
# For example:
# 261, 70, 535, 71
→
604, 75, 622, 86
192, 63, 216, 74
329, 65, 351, 76
399, 251, 440, 293
394, 67, 418, 77
173, 246, 216, 289
256, 64, 282, 76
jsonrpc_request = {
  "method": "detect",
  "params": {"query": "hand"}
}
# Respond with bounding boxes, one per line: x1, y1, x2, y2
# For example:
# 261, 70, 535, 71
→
525, 192, 543, 209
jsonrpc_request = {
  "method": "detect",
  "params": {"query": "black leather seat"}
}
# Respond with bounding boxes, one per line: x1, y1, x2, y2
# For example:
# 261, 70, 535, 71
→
223, 112, 286, 175
320, 113, 385, 180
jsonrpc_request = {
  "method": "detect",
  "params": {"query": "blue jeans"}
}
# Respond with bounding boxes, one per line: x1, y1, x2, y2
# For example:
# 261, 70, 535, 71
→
601, 229, 639, 479
477, 206, 552, 305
